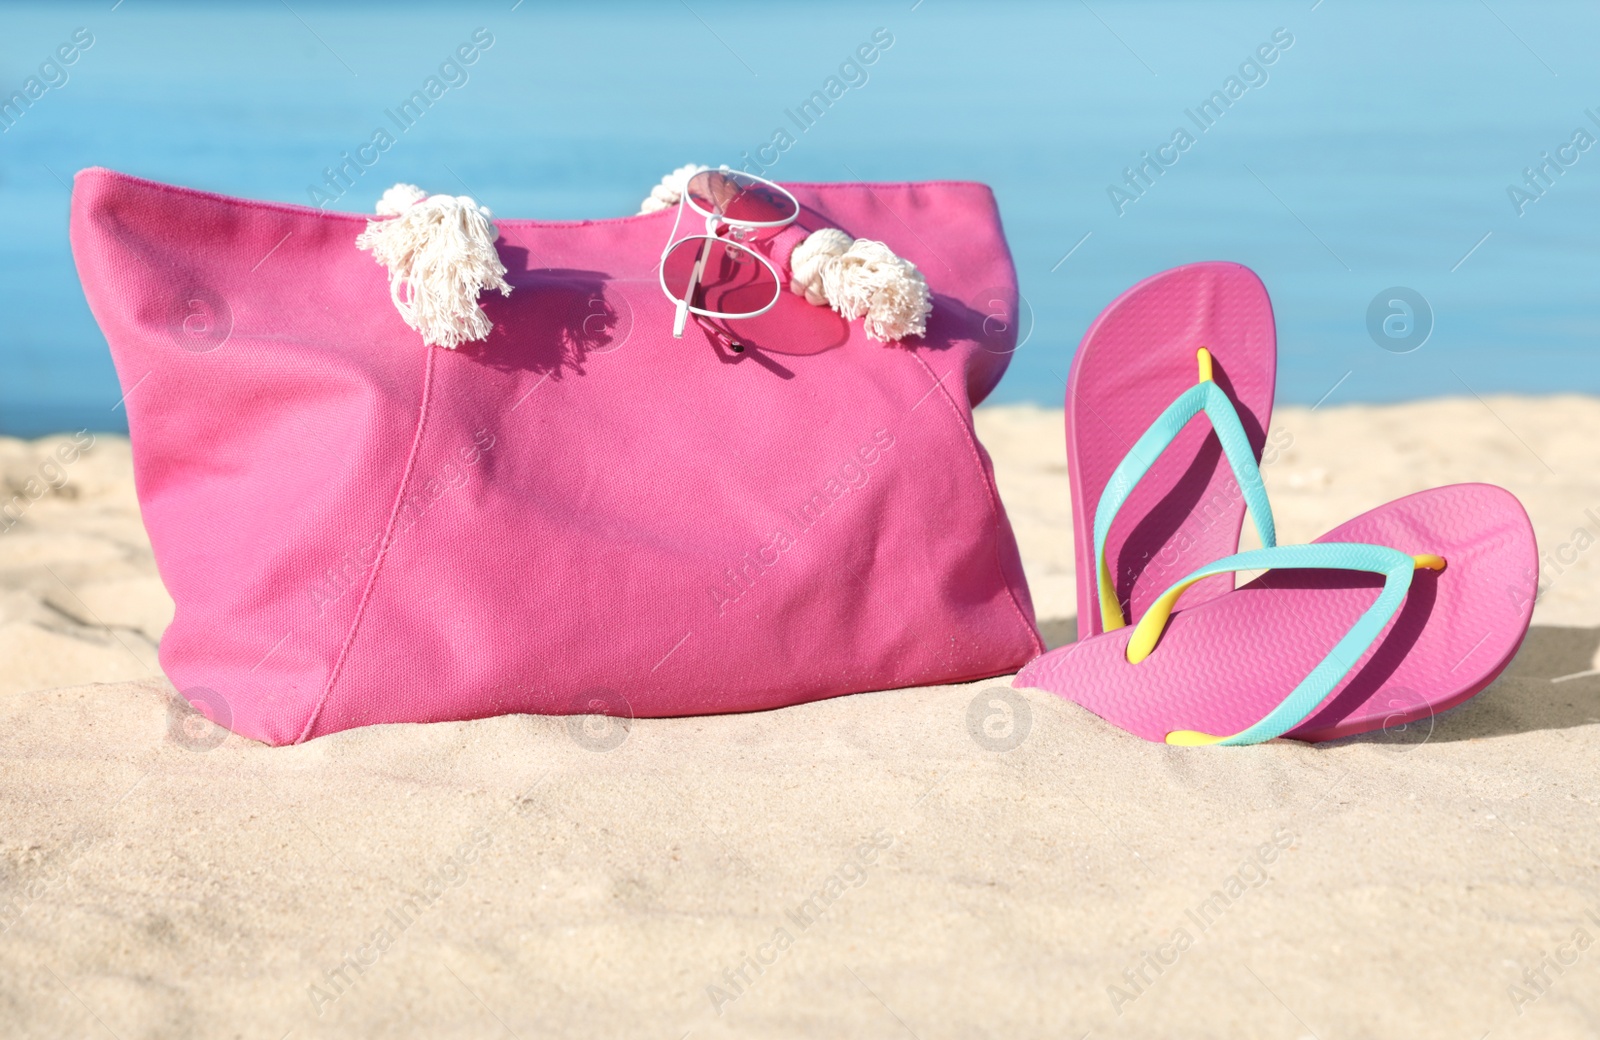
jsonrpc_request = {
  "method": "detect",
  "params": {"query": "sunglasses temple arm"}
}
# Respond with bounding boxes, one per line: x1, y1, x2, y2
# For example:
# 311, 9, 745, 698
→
674, 235, 716, 339
662, 194, 689, 338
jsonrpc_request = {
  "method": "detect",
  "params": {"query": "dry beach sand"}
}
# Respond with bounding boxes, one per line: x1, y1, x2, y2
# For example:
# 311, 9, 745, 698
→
2, 398, 1599, 1038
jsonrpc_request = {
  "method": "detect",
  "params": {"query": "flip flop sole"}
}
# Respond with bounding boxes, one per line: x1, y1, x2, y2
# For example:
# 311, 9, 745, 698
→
1019, 484, 1538, 744
1069, 262, 1276, 638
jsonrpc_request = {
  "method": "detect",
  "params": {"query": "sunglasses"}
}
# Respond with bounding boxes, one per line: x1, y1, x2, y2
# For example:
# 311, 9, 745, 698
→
657, 167, 800, 339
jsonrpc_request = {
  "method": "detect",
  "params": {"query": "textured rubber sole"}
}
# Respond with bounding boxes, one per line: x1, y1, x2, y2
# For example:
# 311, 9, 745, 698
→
1018, 484, 1538, 744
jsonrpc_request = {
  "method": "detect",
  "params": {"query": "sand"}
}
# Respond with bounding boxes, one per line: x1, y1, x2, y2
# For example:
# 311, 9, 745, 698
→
2, 397, 1598, 1039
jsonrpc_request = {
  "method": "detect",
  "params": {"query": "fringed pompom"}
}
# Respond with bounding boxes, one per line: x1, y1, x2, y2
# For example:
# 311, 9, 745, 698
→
356, 186, 511, 349
638, 163, 709, 215
374, 183, 428, 217
792, 229, 931, 343
788, 227, 854, 306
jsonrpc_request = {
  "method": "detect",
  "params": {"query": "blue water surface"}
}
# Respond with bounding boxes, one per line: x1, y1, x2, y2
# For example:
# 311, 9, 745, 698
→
1, 0, 1596, 434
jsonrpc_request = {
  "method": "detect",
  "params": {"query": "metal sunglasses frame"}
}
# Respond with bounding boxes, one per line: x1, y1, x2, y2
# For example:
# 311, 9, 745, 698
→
657, 166, 800, 338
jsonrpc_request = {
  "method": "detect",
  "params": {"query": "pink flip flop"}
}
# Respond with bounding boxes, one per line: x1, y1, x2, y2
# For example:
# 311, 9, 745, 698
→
1068, 262, 1277, 639
1016, 484, 1537, 745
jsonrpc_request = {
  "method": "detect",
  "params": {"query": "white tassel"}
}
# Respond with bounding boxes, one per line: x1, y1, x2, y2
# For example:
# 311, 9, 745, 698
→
638, 163, 709, 214
790, 229, 931, 343
356, 185, 511, 349
788, 227, 853, 306
375, 183, 428, 216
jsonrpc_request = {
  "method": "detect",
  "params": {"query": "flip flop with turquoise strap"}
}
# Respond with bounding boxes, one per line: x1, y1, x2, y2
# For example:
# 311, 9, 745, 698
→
1068, 262, 1276, 639
1090, 345, 1277, 632
1016, 484, 1537, 745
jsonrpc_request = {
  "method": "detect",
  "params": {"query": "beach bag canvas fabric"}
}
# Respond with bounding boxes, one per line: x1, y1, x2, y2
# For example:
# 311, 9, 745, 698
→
69, 168, 1042, 745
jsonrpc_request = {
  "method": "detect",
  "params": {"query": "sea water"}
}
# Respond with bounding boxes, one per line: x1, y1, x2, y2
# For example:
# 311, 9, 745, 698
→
0, 0, 1595, 434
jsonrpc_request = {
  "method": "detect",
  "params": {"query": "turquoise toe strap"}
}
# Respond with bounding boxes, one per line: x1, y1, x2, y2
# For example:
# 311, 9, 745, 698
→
1125, 543, 1447, 746
1093, 349, 1276, 632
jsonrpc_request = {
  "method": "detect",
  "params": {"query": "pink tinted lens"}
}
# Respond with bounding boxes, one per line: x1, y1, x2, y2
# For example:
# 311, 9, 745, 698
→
662, 237, 780, 316
686, 170, 798, 224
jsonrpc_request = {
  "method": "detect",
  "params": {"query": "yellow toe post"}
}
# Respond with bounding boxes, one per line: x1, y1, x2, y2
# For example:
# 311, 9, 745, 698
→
1099, 560, 1127, 631
1196, 347, 1214, 384
1125, 574, 1207, 664
1413, 554, 1447, 572
1166, 729, 1226, 746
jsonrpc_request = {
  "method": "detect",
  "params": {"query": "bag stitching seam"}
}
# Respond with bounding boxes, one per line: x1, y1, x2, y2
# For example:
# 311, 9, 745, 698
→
907, 350, 1045, 660
294, 345, 438, 743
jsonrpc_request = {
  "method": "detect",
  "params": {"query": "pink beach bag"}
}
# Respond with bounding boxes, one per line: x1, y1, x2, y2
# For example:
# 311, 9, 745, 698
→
69, 168, 1042, 745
